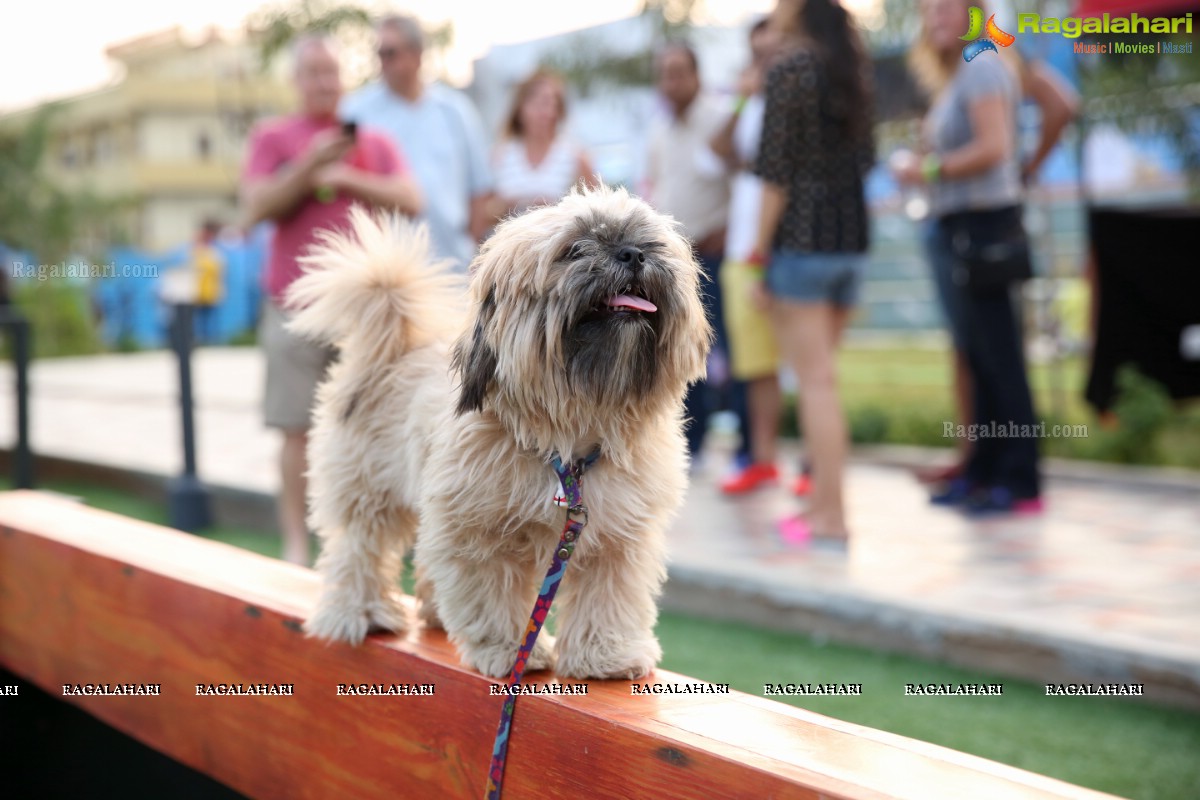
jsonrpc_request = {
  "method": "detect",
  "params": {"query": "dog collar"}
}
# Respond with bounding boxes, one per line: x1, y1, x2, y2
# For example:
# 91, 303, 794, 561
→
485, 447, 600, 800
550, 447, 602, 506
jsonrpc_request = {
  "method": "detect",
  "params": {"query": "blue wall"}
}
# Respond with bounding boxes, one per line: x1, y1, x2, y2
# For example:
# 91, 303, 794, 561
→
6, 226, 270, 350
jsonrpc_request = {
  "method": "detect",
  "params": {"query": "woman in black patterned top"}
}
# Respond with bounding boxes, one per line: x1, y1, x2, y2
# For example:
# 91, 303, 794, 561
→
750, 0, 874, 545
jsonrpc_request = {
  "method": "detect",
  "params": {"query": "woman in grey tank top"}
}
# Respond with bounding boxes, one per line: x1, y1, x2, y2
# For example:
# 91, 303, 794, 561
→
891, 0, 1075, 515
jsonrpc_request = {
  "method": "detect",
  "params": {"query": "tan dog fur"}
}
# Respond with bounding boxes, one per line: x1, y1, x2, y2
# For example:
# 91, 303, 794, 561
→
290, 186, 711, 679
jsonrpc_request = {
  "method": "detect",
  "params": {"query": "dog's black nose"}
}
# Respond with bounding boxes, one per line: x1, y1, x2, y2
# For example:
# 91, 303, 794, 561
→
616, 245, 645, 267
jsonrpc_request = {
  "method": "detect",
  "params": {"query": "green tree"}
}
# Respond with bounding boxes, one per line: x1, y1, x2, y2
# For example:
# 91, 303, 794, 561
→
539, 0, 704, 96
3, 110, 74, 263
0, 107, 124, 355
250, 0, 374, 69
248, 0, 455, 86
866, 0, 921, 52
1078, 42, 1200, 196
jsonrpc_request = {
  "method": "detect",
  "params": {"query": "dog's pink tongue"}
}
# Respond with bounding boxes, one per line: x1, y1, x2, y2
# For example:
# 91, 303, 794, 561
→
606, 294, 658, 313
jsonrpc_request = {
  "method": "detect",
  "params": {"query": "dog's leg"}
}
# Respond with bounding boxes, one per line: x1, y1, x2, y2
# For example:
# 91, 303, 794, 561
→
305, 506, 416, 645
417, 530, 556, 678
553, 535, 666, 680
412, 562, 443, 630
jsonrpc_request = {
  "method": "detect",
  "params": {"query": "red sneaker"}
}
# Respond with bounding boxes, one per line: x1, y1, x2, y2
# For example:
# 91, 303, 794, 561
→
792, 474, 812, 497
720, 462, 780, 494
915, 462, 965, 485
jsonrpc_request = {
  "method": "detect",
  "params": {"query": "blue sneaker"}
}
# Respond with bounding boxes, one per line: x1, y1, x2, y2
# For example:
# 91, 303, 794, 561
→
930, 478, 972, 506
963, 487, 1044, 517
963, 486, 1012, 516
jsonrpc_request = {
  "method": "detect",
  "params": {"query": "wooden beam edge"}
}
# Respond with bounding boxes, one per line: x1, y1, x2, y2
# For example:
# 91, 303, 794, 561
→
0, 491, 1121, 800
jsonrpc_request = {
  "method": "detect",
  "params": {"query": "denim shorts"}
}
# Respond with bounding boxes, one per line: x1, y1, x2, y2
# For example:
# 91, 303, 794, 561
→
766, 249, 866, 307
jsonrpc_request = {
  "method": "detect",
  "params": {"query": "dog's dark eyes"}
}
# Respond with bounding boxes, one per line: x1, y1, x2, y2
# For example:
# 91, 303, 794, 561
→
561, 241, 586, 261
634, 242, 664, 261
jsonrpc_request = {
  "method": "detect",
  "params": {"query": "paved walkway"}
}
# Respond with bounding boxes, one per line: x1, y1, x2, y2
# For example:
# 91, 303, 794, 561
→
2, 349, 1198, 706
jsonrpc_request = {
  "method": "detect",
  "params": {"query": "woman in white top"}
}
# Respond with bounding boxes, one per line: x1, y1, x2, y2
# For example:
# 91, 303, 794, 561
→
490, 70, 598, 216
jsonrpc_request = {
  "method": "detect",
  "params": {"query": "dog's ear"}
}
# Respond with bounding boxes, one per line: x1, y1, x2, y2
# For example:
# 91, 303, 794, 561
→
451, 286, 498, 415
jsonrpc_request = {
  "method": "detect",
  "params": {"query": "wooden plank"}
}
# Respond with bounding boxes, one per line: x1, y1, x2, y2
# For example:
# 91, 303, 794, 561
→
0, 491, 1120, 800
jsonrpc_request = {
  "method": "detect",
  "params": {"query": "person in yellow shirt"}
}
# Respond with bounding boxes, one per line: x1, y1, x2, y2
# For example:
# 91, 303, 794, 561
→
193, 219, 225, 343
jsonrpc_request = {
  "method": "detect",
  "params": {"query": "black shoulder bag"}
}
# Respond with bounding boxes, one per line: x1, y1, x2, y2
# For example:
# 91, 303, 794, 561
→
942, 205, 1033, 293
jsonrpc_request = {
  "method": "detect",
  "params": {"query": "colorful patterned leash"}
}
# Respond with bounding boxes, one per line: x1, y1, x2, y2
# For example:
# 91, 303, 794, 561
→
484, 447, 601, 800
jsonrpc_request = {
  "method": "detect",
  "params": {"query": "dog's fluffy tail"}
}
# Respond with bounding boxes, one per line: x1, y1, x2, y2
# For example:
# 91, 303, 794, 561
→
285, 207, 466, 364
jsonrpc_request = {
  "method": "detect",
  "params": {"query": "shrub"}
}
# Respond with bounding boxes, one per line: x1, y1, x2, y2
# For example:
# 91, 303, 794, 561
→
10, 280, 102, 358
1090, 365, 1173, 465
848, 405, 890, 444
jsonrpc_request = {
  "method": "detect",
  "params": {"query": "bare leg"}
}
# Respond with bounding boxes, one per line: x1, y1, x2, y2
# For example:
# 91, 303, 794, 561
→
774, 301, 850, 538
831, 306, 853, 346
745, 374, 782, 465
279, 429, 311, 565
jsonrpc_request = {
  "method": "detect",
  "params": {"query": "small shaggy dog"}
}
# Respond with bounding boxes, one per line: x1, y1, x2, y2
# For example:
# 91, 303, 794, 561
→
291, 186, 711, 679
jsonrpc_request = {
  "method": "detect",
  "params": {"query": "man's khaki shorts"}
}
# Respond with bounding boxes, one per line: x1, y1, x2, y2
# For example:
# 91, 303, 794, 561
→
260, 302, 337, 431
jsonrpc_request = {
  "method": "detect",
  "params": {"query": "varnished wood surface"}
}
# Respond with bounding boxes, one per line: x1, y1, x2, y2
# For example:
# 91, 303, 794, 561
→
0, 491, 1121, 800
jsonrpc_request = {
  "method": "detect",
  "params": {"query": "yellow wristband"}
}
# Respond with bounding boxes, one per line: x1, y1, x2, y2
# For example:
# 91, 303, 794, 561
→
921, 154, 942, 183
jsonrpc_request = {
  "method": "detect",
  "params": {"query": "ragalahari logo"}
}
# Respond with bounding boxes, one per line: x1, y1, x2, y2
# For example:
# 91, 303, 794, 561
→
960, 7, 1015, 62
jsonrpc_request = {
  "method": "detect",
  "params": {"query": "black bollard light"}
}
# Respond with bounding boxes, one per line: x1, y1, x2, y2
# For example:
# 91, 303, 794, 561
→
167, 302, 213, 532
0, 307, 35, 489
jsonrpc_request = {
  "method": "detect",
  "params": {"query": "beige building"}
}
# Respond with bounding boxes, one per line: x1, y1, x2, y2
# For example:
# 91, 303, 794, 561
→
1, 27, 293, 251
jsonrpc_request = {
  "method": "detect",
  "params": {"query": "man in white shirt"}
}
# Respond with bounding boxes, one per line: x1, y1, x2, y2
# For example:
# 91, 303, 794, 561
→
646, 44, 730, 261
342, 15, 494, 271
645, 43, 746, 468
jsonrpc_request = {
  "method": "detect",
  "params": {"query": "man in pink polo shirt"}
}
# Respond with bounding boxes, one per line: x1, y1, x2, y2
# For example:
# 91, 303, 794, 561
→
241, 34, 422, 565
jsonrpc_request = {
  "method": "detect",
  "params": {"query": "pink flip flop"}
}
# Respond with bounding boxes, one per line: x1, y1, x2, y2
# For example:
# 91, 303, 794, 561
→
778, 515, 812, 545
778, 515, 849, 551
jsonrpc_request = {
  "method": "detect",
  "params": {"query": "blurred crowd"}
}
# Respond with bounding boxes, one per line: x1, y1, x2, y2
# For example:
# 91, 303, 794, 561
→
233, 0, 1080, 563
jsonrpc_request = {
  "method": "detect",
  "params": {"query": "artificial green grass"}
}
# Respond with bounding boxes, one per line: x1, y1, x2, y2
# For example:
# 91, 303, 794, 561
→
838, 346, 1090, 420
39, 481, 308, 561
28, 479, 1200, 799
837, 346, 1101, 435
835, 347, 1200, 469
655, 612, 1200, 800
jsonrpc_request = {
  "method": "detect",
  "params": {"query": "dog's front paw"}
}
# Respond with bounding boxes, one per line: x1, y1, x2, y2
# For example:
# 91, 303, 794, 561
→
305, 598, 371, 645
528, 632, 556, 672
461, 633, 556, 679
555, 636, 661, 680
305, 593, 409, 645
366, 595, 411, 635
462, 641, 518, 678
